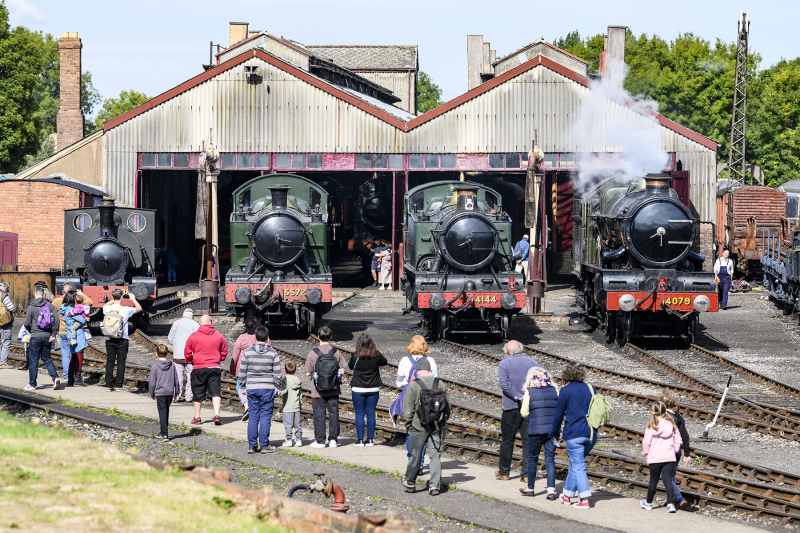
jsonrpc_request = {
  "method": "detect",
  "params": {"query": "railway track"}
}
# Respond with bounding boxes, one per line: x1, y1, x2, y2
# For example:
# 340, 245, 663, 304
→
6, 345, 800, 524
146, 297, 203, 323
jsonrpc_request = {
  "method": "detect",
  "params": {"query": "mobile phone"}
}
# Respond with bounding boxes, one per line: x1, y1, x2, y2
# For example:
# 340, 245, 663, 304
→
551, 438, 560, 448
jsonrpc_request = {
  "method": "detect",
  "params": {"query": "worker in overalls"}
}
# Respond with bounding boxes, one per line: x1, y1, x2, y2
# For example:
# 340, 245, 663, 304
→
714, 249, 734, 310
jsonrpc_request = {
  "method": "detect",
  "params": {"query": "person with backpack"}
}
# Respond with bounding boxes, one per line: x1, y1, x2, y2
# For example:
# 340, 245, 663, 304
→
102, 290, 142, 392
496, 340, 537, 482
393, 335, 438, 475
185, 314, 229, 425
304, 326, 346, 447
520, 368, 559, 499
513, 234, 530, 282
641, 401, 682, 512
401, 357, 450, 496
53, 284, 93, 384
240, 326, 281, 454
0, 281, 15, 368
549, 362, 605, 510
22, 288, 61, 391
349, 332, 388, 446
660, 391, 691, 510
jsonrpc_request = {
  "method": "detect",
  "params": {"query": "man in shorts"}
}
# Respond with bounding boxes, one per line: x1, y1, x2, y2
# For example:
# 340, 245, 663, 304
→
184, 314, 228, 425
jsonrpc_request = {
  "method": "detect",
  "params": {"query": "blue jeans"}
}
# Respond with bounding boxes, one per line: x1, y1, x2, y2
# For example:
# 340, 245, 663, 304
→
58, 334, 72, 380
28, 336, 58, 388
673, 453, 684, 500
168, 264, 177, 283
236, 377, 247, 406
527, 433, 556, 492
563, 435, 597, 499
406, 432, 426, 469
352, 391, 380, 440
247, 389, 275, 448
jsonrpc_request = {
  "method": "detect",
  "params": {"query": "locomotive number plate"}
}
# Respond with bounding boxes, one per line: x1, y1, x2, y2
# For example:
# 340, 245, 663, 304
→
284, 288, 307, 297
664, 297, 691, 306
474, 295, 497, 304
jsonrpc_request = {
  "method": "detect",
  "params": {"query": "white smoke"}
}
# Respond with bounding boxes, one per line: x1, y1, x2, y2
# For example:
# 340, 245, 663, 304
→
572, 59, 668, 193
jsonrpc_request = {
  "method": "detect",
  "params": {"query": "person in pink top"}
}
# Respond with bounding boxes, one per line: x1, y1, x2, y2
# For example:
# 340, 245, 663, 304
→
231, 317, 269, 422
640, 401, 683, 513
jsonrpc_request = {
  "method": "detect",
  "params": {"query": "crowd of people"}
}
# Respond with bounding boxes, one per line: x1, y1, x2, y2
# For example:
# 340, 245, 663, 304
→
3, 281, 690, 508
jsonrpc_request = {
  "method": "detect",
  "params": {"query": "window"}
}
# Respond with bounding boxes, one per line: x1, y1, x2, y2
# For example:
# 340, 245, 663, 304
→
220, 154, 236, 169
309, 187, 322, 209
239, 154, 254, 168
157, 153, 172, 167
425, 154, 440, 168
307, 154, 323, 168
356, 154, 371, 169
291, 154, 306, 168
489, 154, 505, 168
254, 154, 271, 168
559, 153, 575, 168
141, 153, 156, 167
73, 213, 92, 232
372, 154, 388, 168
409, 154, 424, 169
543, 154, 558, 168
389, 154, 404, 168
275, 154, 291, 168
441, 154, 456, 168
173, 153, 189, 168
127, 213, 147, 232
505, 153, 521, 168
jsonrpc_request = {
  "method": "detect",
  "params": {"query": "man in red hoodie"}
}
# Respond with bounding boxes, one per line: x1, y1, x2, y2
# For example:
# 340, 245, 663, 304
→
185, 314, 228, 425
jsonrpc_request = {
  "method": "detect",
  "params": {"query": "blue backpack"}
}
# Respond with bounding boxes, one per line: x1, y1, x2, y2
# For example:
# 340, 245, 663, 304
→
389, 355, 424, 425
36, 304, 53, 329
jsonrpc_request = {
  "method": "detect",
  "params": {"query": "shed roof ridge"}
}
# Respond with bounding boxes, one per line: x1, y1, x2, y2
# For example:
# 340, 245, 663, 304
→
493, 39, 589, 66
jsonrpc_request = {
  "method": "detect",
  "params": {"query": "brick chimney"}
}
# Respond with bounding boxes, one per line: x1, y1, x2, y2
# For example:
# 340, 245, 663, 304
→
229, 22, 249, 47
57, 32, 84, 151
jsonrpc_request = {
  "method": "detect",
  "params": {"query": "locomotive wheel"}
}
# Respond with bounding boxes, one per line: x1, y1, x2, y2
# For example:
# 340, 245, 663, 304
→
500, 313, 510, 340
687, 314, 698, 345
605, 311, 616, 343
616, 313, 631, 347
437, 312, 448, 340
306, 307, 316, 335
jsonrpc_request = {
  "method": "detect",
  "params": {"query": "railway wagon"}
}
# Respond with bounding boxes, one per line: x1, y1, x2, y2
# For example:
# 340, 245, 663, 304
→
401, 181, 525, 339
225, 174, 332, 333
574, 173, 718, 344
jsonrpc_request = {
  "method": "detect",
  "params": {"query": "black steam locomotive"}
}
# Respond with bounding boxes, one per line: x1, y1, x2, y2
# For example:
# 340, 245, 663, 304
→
225, 174, 332, 333
58, 199, 158, 311
574, 173, 718, 344
348, 176, 393, 266
402, 181, 525, 339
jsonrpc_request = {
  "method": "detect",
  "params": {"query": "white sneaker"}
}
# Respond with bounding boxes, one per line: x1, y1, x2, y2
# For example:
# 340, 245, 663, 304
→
293, 440, 302, 447
378, 285, 385, 290
53, 378, 60, 390
281, 440, 293, 447
310, 441, 325, 448
23, 385, 36, 391
328, 439, 338, 448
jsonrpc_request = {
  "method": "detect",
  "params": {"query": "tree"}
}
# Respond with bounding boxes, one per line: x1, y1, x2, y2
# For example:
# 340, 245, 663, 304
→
417, 71, 443, 114
93, 90, 150, 131
554, 30, 605, 74
0, 1, 44, 172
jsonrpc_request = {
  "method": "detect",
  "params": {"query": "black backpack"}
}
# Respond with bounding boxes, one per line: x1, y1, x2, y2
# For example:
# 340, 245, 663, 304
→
313, 348, 340, 392
416, 378, 449, 428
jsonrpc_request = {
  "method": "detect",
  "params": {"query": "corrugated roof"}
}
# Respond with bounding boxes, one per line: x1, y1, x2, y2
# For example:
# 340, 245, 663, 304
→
14, 129, 103, 180
493, 39, 589, 66
305, 45, 417, 70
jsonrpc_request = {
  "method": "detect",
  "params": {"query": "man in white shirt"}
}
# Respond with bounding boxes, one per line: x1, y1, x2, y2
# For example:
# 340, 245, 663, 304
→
168, 308, 200, 402
103, 289, 142, 391
713, 249, 734, 310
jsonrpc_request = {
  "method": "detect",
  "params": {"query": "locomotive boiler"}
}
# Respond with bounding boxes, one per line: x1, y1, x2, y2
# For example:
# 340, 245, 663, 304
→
225, 174, 332, 333
402, 181, 525, 339
58, 199, 157, 311
574, 173, 718, 344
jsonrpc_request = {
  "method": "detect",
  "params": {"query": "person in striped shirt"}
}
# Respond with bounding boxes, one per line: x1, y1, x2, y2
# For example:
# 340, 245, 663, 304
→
240, 326, 282, 454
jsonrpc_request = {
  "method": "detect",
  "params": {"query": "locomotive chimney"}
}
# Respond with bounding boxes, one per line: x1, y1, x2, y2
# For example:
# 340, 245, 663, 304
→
98, 198, 116, 237
453, 184, 479, 212
644, 173, 672, 197
269, 185, 291, 210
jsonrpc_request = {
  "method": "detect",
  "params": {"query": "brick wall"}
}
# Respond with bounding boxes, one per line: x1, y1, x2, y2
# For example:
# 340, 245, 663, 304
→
0, 182, 80, 271
57, 35, 84, 151
693, 221, 716, 271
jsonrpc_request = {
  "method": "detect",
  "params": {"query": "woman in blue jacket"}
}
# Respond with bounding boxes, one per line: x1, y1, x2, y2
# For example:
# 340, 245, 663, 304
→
549, 362, 596, 509
520, 367, 558, 499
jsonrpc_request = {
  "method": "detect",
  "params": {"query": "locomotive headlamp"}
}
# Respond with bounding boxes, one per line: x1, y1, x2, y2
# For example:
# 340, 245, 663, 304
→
235, 287, 252, 305
429, 293, 446, 310
693, 295, 711, 312
618, 294, 636, 312
306, 287, 323, 305
500, 292, 517, 310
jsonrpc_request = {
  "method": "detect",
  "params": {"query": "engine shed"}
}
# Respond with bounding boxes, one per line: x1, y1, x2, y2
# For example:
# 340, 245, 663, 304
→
12, 23, 717, 292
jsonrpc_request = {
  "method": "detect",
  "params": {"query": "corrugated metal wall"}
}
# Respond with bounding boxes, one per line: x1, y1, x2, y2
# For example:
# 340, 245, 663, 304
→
355, 71, 415, 114
103, 58, 716, 220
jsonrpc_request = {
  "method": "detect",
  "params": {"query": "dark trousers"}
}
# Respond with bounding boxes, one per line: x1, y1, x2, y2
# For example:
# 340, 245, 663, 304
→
498, 408, 529, 476
248, 389, 276, 448
68, 350, 84, 383
105, 338, 129, 388
527, 433, 557, 491
156, 395, 173, 436
718, 268, 731, 307
647, 461, 676, 505
312, 395, 339, 444
28, 336, 58, 388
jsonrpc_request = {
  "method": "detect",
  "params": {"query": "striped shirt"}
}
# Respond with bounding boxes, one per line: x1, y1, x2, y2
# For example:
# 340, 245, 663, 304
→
240, 343, 282, 391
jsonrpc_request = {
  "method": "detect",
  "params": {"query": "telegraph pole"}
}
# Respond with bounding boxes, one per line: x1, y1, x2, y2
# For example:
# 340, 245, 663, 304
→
728, 12, 750, 186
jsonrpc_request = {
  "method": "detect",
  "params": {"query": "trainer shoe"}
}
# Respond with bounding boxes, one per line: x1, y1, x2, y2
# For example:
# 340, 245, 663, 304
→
261, 445, 277, 454
401, 476, 416, 493
23, 385, 36, 392
640, 499, 653, 511
574, 500, 590, 510
191, 417, 202, 425
354, 439, 365, 447
379, 286, 385, 291
310, 441, 325, 448
241, 411, 249, 422
328, 439, 338, 448
248, 447, 259, 454
293, 440, 303, 447
213, 416, 222, 426
53, 378, 60, 390
559, 494, 572, 505
676, 498, 689, 510
429, 489, 440, 496
365, 438, 374, 446
666, 504, 676, 513
281, 440, 293, 448
162, 435, 170, 442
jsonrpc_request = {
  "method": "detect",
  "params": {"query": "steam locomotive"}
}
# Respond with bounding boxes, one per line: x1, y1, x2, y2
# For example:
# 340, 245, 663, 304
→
402, 181, 525, 339
225, 174, 332, 333
58, 199, 158, 312
574, 173, 718, 344
348, 176, 393, 266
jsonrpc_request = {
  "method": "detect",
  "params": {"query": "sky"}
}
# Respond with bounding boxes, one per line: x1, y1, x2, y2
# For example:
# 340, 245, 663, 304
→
7, 0, 800, 120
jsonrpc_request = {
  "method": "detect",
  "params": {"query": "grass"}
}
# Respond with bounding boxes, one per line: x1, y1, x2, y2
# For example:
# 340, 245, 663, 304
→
0, 411, 289, 533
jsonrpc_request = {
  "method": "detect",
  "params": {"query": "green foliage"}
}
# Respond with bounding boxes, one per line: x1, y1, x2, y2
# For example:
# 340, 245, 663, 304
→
553, 30, 605, 74
417, 71, 443, 114
93, 90, 150, 131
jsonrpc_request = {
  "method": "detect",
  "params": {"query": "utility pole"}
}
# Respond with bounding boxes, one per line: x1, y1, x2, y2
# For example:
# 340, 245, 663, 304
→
728, 12, 750, 186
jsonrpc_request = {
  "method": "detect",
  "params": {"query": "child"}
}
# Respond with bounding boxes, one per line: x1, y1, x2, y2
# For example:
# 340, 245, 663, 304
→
641, 401, 682, 513
660, 391, 691, 510
67, 295, 90, 346
148, 344, 180, 441
280, 361, 303, 447
378, 245, 392, 291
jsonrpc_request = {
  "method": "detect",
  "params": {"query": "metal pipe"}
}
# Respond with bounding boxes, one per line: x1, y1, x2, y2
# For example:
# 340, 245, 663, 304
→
703, 375, 732, 438
287, 484, 311, 497
329, 484, 349, 513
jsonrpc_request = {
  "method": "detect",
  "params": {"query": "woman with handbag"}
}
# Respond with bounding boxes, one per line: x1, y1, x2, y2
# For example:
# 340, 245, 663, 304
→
348, 332, 388, 446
